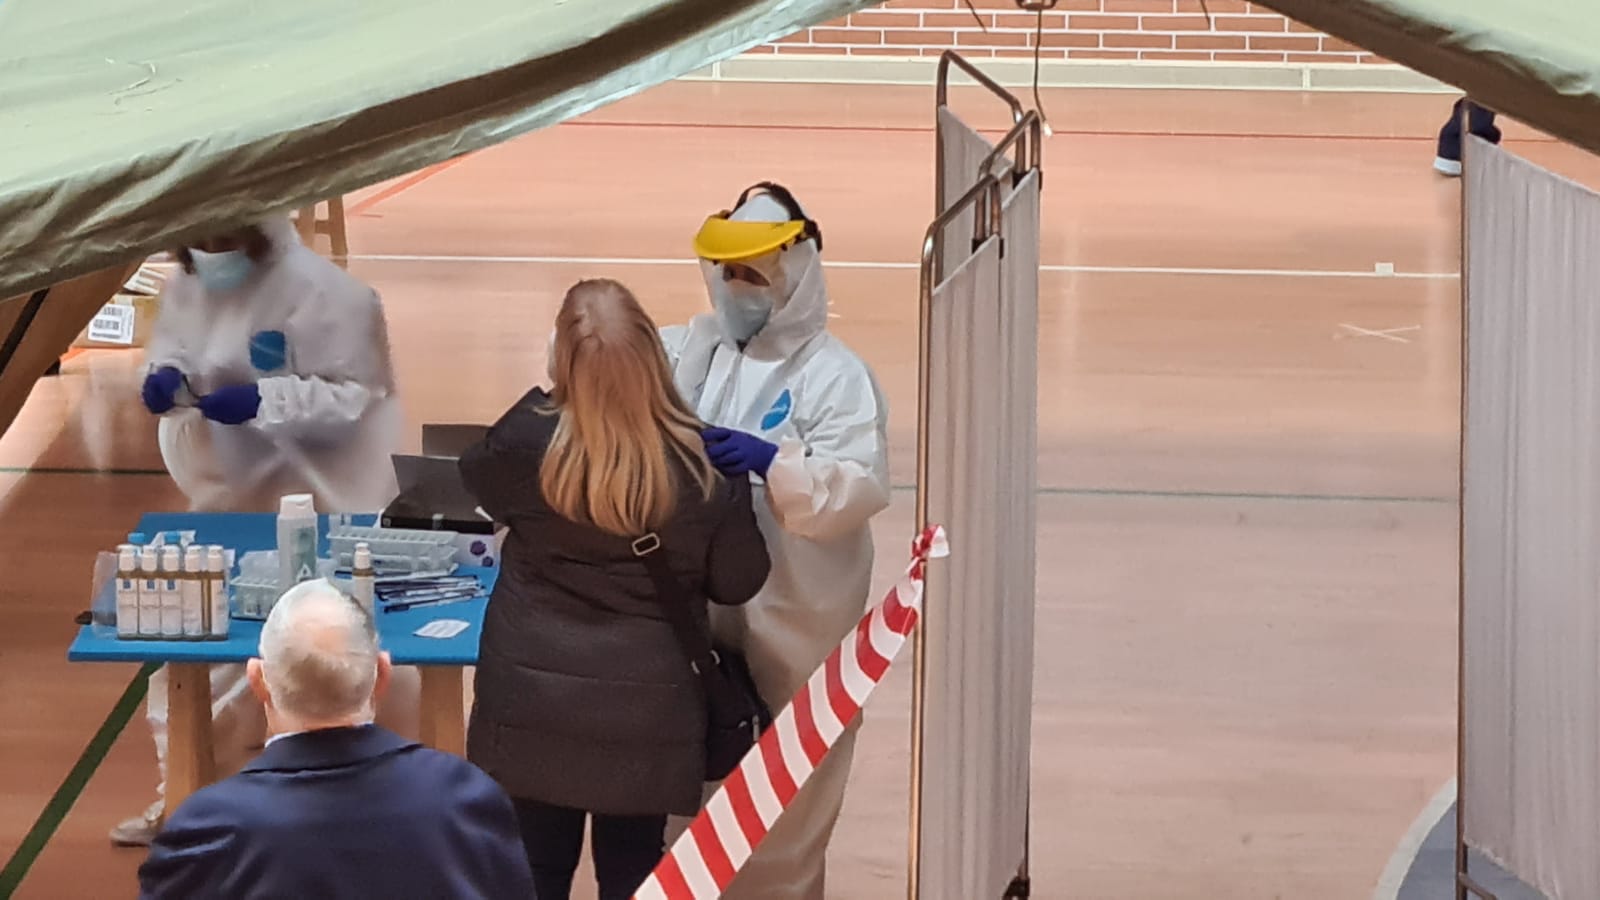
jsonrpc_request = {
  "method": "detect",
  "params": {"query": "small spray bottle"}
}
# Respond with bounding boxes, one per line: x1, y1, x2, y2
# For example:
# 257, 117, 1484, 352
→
350, 542, 375, 616
115, 545, 140, 639
180, 546, 206, 638
159, 546, 183, 638
206, 546, 230, 640
137, 546, 161, 638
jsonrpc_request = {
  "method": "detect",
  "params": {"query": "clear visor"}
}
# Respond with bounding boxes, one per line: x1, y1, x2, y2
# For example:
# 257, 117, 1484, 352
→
714, 249, 783, 287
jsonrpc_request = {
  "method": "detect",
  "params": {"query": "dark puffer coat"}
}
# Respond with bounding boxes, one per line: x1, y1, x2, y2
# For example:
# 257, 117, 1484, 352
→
459, 388, 770, 817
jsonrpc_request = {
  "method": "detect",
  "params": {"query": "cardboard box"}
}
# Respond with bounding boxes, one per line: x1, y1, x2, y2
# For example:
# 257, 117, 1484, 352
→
72, 292, 159, 349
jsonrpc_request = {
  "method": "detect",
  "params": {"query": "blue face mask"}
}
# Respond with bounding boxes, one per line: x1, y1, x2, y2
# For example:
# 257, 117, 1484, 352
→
189, 248, 256, 293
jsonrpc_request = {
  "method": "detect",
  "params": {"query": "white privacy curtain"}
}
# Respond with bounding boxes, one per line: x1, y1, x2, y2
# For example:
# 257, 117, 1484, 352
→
997, 168, 1041, 848
920, 235, 1011, 900
936, 106, 1003, 277
921, 88, 1039, 899
1462, 135, 1600, 900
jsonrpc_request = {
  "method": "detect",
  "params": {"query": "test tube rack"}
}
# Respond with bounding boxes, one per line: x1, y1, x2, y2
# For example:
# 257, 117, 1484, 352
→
326, 524, 458, 576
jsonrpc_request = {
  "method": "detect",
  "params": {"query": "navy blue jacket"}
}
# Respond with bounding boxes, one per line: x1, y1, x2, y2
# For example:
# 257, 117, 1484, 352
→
138, 725, 533, 899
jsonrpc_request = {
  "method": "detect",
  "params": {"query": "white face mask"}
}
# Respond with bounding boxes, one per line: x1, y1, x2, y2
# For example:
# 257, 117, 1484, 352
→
705, 248, 789, 343
710, 277, 777, 343
189, 248, 256, 293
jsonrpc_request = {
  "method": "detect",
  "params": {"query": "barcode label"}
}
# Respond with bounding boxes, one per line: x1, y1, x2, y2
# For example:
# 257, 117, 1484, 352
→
86, 303, 136, 345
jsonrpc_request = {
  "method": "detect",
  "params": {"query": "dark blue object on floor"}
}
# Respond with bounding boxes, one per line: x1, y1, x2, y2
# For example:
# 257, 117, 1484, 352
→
1436, 98, 1502, 173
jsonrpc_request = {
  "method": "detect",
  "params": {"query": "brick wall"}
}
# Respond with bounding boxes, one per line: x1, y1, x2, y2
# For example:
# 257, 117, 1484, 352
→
756, 0, 1384, 65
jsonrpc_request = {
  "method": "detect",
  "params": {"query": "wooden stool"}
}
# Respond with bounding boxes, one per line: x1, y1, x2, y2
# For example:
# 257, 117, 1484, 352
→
293, 197, 349, 262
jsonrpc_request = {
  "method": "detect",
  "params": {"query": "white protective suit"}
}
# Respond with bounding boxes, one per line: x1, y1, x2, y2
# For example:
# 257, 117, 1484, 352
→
139, 217, 418, 815
662, 194, 892, 899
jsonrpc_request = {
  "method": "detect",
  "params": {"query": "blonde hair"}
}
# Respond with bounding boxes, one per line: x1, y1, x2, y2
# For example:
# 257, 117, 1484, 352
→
540, 279, 718, 536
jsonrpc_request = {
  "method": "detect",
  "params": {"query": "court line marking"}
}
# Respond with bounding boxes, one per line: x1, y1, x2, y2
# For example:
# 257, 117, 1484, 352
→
1372, 778, 1457, 900
347, 156, 473, 218
0, 466, 169, 476
1339, 323, 1423, 343
133, 255, 1467, 280
347, 254, 1461, 280
0, 662, 158, 896
1021, 485, 1451, 504
561, 117, 1563, 146
0, 466, 1453, 505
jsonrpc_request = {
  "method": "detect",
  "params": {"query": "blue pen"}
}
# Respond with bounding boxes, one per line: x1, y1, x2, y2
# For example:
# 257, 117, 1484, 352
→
375, 577, 477, 592
384, 594, 478, 613
380, 588, 477, 605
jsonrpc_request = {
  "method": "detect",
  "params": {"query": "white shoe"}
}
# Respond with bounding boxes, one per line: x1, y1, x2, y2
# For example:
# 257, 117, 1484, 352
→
1433, 156, 1463, 177
109, 800, 163, 847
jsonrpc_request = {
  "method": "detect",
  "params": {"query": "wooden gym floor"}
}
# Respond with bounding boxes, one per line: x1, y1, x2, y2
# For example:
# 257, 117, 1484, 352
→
4, 80, 1600, 899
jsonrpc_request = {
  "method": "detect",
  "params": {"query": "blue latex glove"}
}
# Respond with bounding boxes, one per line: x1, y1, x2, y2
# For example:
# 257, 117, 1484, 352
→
198, 383, 261, 425
141, 367, 183, 415
702, 427, 778, 478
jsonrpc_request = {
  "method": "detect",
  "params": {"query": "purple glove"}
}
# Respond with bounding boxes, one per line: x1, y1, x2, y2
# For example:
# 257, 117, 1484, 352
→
702, 427, 778, 478
141, 367, 183, 415
198, 383, 261, 425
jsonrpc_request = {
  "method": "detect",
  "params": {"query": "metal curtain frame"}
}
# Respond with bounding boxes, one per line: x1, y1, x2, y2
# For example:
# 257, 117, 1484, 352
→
909, 169, 1006, 900
935, 51, 1025, 122
933, 51, 1024, 284
1455, 122, 1500, 900
982, 112, 1045, 188
910, 49, 1045, 900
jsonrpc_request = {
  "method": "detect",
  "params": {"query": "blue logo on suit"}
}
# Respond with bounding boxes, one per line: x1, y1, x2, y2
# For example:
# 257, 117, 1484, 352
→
761, 389, 793, 431
250, 330, 289, 373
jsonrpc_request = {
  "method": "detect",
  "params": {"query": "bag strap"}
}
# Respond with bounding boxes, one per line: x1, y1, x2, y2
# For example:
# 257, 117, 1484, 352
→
631, 533, 718, 676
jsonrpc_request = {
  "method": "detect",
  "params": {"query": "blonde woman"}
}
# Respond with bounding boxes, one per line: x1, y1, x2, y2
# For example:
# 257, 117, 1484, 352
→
459, 279, 771, 900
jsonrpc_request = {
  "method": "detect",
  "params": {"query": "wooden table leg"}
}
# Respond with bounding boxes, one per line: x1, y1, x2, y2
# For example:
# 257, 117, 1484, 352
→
417, 666, 465, 755
326, 196, 349, 260
164, 663, 216, 810
294, 206, 317, 247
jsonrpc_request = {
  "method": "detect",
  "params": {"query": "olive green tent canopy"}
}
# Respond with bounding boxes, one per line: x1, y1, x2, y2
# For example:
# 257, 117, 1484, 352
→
0, 0, 873, 300
1257, 0, 1600, 156
5, 0, 1599, 302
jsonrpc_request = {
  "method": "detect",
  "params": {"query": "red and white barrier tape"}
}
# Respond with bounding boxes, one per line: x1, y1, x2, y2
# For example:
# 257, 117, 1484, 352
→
633, 525, 948, 900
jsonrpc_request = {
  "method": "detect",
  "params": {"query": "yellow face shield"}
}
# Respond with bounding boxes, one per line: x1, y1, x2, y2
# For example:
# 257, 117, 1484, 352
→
693, 215, 807, 263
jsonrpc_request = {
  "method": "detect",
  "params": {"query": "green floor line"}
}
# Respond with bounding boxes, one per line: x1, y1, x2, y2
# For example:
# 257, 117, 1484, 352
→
0, 662, 157, 898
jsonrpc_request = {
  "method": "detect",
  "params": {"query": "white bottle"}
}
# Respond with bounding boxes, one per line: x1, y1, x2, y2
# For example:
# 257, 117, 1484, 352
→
137, 547, 162, 637
115, 545, 140, 639
180, 546, 206, 638
206, 546, 230, 639
159, 546, 184, 637
350, 543, 375, 616
278, 494, 319, 593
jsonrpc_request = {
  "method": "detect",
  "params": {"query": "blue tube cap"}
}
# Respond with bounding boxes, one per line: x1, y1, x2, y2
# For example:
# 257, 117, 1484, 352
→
127, 532, 147, 545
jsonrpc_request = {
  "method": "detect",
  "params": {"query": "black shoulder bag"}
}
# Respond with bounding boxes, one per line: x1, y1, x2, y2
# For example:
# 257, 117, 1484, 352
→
631, 533, 773, 782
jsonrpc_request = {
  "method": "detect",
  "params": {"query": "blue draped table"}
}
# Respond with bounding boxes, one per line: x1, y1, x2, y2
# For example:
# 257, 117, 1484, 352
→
67, 512, 493, 807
